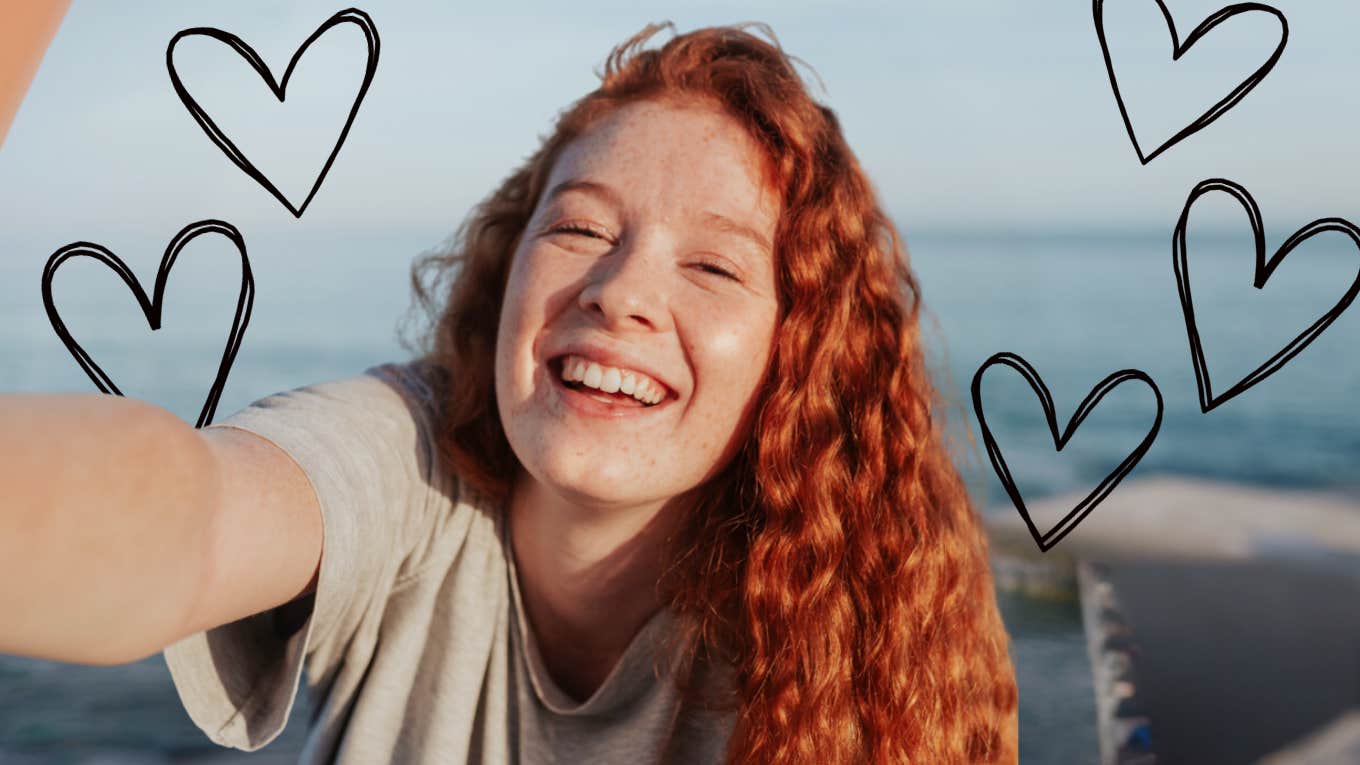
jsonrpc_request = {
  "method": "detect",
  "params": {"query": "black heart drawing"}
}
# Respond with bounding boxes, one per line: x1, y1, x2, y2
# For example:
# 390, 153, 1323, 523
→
166, 8, 380, 218
41, 220, 254, 429
1094, 0, 1287, 164
971, 352, 1163, 553
1174, 178, 1360, 412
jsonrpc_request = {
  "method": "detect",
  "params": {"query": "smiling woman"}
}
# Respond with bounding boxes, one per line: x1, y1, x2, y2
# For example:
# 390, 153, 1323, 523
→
493, 97, 783, 708
406, 20, 1019, 763
0, 19, 1014, 765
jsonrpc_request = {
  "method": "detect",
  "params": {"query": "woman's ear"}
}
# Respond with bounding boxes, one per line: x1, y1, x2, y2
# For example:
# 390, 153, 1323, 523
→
0, 0, 69, 148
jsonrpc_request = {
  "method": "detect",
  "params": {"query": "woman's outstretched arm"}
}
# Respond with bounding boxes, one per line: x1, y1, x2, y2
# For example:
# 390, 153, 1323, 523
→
0, 393, 322, 666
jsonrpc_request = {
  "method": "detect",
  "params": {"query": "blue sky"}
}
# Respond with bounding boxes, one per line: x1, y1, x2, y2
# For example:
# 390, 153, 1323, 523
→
2, 0, 1358, 244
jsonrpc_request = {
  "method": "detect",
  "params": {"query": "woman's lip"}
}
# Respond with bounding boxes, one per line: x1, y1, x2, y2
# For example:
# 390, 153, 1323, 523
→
547, 366, 674, 419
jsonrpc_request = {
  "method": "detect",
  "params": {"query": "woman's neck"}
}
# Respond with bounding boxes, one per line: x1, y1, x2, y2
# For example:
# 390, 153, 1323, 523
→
508, 472, 683, 701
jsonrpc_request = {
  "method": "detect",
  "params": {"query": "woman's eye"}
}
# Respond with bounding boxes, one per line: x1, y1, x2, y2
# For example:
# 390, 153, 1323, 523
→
696, 262, 740, 281
552, 223, 608, 240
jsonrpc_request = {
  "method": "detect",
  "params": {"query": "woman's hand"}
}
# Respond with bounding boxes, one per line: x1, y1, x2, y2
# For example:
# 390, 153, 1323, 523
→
0, 1, 70, 148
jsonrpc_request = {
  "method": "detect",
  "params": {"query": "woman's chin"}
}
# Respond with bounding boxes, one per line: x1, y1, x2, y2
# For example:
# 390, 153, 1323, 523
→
529, 459, 670, 511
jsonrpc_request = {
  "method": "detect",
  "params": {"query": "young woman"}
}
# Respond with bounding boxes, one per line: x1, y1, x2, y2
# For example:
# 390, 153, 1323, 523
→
1, 21, 1017, 764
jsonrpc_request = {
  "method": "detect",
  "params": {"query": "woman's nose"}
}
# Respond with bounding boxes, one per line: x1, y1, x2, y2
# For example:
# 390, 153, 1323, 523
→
576, 237, 671, 332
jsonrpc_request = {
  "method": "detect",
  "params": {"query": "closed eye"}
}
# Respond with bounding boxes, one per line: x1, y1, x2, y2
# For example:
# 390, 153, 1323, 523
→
551, 222, 609, 240
696, 262, 740, 281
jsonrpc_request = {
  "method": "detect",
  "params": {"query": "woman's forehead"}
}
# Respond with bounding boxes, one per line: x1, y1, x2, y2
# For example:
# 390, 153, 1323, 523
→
545, 100, 780, 223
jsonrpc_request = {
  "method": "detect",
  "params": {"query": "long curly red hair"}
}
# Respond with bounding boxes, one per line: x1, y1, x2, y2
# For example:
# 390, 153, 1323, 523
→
408, 21, 1018, 763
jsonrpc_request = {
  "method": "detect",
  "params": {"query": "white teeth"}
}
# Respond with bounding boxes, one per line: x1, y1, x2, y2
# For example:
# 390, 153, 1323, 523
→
557, 354, 668, 405
561, 357, 582, 383
583, 362, 603, 389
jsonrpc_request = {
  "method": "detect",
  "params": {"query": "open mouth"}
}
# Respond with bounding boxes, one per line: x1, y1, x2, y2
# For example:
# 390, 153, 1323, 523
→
547, 355, 675, 409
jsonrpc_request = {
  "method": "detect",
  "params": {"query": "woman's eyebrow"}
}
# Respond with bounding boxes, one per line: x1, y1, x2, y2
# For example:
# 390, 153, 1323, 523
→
698, 210, 772, 258
544, 178, 622, 208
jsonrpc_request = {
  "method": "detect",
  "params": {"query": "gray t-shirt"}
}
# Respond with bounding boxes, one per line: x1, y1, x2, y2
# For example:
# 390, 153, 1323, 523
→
161, 361, 736, 763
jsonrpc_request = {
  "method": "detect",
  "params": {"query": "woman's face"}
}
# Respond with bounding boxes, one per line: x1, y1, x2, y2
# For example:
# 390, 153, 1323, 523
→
495, 98, 780, 513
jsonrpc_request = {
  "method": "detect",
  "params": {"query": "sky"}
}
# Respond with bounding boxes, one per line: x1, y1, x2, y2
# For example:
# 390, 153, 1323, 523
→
2, 0, 1358, 244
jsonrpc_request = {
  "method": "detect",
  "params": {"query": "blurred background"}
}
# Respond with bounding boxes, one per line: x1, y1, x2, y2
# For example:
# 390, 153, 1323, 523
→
2, 1, 1359, 762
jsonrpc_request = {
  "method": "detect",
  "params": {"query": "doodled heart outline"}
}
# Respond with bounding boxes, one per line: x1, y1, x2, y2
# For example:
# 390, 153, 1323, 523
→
971, 352, 1164, 553
166, 8, 380, 218
1174, 178, 1360, 413
40, 220, 254, 429
1093, 0, 1288, 165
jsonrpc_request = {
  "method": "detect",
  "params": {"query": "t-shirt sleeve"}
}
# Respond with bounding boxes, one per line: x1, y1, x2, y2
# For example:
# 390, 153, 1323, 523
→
161, 361, 454, 752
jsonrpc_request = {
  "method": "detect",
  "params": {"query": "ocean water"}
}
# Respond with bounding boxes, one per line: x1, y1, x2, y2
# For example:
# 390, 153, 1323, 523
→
3, 226, 1357, 762
911, 228, 1360, 506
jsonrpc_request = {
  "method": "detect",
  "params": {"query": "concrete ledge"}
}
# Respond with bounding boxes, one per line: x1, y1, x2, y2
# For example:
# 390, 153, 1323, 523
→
984, 475, 1360, 563
1258, 708, 1360, 764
